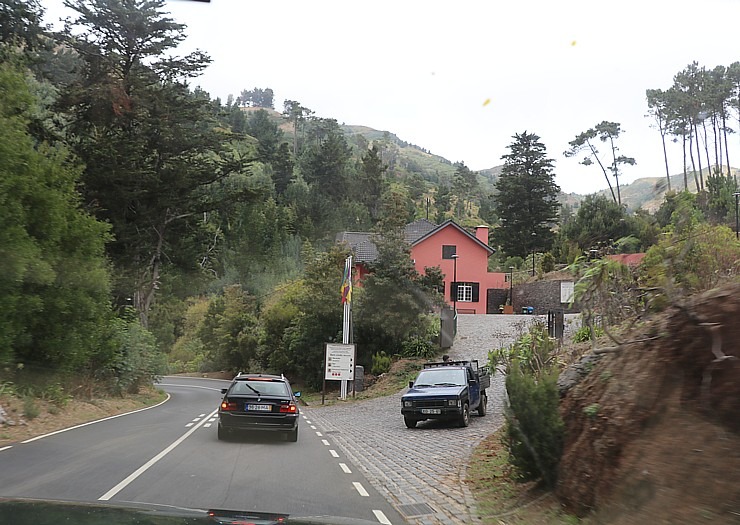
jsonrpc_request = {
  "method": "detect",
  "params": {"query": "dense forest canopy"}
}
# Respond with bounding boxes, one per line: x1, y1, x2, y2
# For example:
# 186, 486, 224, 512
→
2, 0, 740, 389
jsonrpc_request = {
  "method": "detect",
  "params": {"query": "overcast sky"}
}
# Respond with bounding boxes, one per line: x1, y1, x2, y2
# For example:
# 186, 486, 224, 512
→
41, 0, 740, 195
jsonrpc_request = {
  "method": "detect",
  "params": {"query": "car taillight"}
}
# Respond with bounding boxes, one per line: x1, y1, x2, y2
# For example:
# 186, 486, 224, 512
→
220, 400, 237, 411
279, 403, 297, 413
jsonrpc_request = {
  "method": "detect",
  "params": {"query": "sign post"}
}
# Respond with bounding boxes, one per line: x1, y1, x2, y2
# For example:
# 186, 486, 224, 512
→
324, 343, 356, 402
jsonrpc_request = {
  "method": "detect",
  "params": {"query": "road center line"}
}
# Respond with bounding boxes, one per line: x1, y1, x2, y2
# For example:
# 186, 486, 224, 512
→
98, 407, 218, 501
315, 431, 323, 436
0, 446, 12, 453
339, 463, 351, 474
353, 482, 369, 497
321, 439, 330, 446
373, 509, 392, 524
329, 449, 339, 458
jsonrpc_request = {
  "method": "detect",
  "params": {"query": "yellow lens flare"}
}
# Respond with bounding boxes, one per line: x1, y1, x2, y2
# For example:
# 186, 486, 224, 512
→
482, 98, 491, 107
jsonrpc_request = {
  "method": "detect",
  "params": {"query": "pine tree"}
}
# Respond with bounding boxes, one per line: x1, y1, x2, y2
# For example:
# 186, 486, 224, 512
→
493, 132, 560, 258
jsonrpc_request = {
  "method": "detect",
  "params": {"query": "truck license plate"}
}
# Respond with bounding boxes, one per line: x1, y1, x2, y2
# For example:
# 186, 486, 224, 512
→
247, 404, 271, 411
421, 408, 441, 415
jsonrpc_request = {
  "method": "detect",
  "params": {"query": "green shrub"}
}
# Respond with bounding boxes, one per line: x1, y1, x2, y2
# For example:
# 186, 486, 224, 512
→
493, 321, 564, 488
504, 365, 563, 487
371, 352, 392, 375
489, 321, 558, 376
540, 252, 555, 274
583, 403, 601, 418
41, 383, 71, 407
109, 320, 167, 394
23, 396, 40, 420
572, 325, 605, 343
400, 336, 436, 359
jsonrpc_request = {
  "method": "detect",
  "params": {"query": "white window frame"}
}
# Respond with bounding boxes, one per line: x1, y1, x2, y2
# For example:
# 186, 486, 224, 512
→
457, 284, 473, 302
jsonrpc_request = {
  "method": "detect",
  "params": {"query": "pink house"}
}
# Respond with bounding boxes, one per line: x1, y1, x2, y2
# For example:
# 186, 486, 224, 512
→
337, 219, 507, 314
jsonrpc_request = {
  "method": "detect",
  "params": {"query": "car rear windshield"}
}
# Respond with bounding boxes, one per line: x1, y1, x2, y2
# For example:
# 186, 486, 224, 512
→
230, 380, 289, 396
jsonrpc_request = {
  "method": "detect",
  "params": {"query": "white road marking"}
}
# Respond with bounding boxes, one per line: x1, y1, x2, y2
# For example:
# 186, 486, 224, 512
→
329, 449, 339, 458
353, 482, 369, 497
204, 423, 212, 428
373, 509, 392, 524
315, 431, 323, 437
185, 423, 194, 427
0, 446, 12, 453
339, 463, 351, 474
321, 439, 330, 446
198, 413, 205, 417
305, 420, 312, 424
301, 415, 307, 419
192, 418, 201, 422
158, 383, 224, 392
21, 394, 171, 444
310, 425, 316, 429
98, 407, 219, 501
208, 418, 216, 422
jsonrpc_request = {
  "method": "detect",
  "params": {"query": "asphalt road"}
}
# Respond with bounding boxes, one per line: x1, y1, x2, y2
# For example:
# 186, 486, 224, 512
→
0, 376, 404, 524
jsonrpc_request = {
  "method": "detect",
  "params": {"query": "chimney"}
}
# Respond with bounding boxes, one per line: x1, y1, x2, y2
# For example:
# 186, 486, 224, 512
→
475, 225, 489, 245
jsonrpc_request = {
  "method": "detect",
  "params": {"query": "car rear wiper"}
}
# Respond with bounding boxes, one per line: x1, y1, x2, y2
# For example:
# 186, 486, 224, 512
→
243, 383, 261, 395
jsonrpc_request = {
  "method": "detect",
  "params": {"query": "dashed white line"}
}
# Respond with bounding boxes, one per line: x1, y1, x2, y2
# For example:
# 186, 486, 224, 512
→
198, 413, 205, 417
321, 439, 330, 446
305, 420, 312, 424
339, 463, 351, 474
185, 422, 195, 428
373, 509, 392, 524
204, 423, 212, 428
99, 407, 218, 501
353, 482, 369, 497
310, 425, 317, 429
329, 449, 339, 458
192, 418, 201, 422
208, 418, 216, 422
315, 431, 323, 437
0, 446, 12, 453
301, 415, 307, 420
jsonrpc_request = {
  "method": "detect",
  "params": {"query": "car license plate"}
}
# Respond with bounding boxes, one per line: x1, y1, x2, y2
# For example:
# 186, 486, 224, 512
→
421, 408, 441, 415
247, 404, 271, 411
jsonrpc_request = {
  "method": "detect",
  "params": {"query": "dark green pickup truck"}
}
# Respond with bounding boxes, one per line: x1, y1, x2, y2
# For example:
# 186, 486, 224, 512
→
401, 359, 490, 428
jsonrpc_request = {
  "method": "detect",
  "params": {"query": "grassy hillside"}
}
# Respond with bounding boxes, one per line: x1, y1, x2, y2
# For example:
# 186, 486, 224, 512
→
240, 107, 738, 213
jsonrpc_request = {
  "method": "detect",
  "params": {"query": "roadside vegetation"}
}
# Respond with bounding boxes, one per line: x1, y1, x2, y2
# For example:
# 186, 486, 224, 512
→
471, 209, 740, 522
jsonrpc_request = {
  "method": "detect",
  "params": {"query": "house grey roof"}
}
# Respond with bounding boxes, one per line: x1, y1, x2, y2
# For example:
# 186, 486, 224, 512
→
335, 231, 379, 262
404, 219, 438, 244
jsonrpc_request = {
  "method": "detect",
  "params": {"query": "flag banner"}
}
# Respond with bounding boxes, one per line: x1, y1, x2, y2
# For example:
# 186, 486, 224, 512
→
340, 257, 352, 304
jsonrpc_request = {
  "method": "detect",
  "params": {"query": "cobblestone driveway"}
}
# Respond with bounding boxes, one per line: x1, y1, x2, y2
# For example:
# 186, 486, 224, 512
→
305, 314, 570, 525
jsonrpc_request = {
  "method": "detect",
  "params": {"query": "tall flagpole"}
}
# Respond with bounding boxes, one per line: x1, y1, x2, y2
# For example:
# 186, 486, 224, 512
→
341, 255, 352, 400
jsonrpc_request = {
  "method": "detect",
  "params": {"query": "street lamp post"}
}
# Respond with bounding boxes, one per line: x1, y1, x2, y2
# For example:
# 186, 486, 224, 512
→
531, 232, 537, 277
734, 192, 740, 239
451, 254, 459, 313
508, 266, 514, 307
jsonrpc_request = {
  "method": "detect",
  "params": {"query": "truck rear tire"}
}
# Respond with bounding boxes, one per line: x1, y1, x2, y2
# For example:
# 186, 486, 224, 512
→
477, 392, 487, 417
404, 416, 418, 428
459, 403, 470, 427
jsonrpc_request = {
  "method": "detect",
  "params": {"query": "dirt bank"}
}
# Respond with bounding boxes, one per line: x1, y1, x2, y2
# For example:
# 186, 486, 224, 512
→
557, 284, 740, 523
